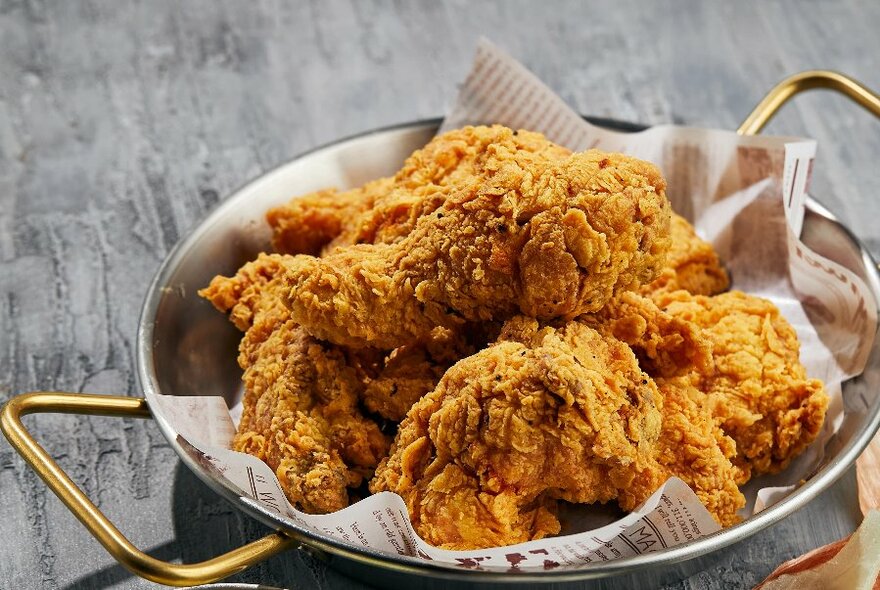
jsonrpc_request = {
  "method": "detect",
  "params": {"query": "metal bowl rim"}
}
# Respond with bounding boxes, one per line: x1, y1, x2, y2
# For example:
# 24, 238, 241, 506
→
135, 118, 880, 582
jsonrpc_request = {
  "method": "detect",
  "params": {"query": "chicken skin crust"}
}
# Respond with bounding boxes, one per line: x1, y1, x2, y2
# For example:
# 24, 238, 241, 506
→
654, 380, 745, 526
267, 126, 573, 256
282, 129, 671, 349
370, 318, 663, 550
654, 290, 829, 482
199, 254, 389, 513
643, 213, 730, 297
581, 290, 713, 378
346, 326, 478, 422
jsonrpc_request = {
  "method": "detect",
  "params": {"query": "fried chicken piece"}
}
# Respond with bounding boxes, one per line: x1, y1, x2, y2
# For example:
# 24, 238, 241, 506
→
283, 136, 671, 349
347, 327, 477, 422
581, 292, 744, 524
267, 179, 392, 256
643, 213, 729, 297
237, 321, 390, 512
199, 255, 389, 513
655, 290, 828, 481
370, 318, 664, 549
654, 379, 745, 526
581, 290, 713, 378
267, 126, 573, 256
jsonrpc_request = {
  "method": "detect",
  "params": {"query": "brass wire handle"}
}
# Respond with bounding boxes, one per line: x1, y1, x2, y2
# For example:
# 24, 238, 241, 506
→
2, 70, 879, 587
0, 392, 297, 587
737, 70, 880, 135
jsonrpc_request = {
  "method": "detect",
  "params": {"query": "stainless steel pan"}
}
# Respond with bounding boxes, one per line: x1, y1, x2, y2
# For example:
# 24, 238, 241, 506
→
3, 71, 880, 588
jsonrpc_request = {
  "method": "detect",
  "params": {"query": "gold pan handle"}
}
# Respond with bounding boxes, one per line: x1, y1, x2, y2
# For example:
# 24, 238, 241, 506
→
737, 69, 880, 136
0, 392, 298, 587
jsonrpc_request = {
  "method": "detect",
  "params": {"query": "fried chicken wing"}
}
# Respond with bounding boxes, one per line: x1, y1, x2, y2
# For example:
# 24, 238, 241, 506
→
643, 213, 729, 297
199, 255, 390, 513
655, 290, 828, 481
283, 132, 671, 349
370, 318, 664, 549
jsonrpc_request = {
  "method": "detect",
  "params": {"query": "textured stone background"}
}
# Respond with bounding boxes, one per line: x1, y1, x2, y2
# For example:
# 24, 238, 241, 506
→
1, 1, 878, 588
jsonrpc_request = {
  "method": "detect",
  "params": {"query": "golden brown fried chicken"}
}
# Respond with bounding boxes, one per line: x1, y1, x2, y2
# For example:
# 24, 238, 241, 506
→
370, 318, 664, 549
267, 179, 392, 256
580, 291, 743, 524
267, 126, 573, 256
655, 290, 828, 481
347, 327, 477, 422
581, 290, 713, 378
283, 133, 672, 349
654, 379, 745, 526
199, 255, 389, 512
235, 322, 390, 513
644, 213, 729, 297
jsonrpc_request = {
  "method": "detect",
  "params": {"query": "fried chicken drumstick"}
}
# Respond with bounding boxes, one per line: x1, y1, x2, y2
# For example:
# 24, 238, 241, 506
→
281, 127, 672, 349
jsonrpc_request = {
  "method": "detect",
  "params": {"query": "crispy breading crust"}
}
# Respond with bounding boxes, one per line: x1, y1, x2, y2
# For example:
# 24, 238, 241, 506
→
267, 179, 392, 256
654, 379, 745, 526
582, 292, 746, 526
283, 127, 671, 349
581, 290, 713, 378
654, 290, 829, 481
370, 319, 663, 549
267, 126, 574, 255
347, 327, 477, 422
644, 213, 729, 297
